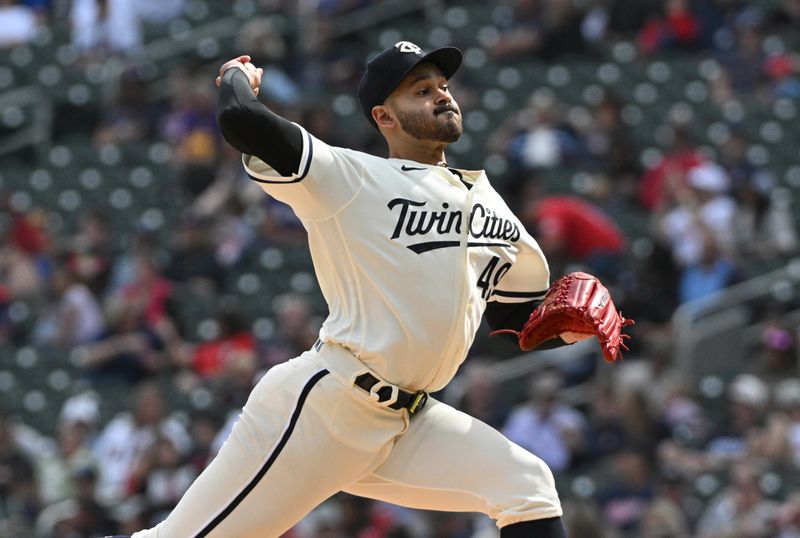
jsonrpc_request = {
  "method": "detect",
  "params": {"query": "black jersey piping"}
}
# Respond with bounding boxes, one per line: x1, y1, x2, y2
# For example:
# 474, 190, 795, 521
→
492, 289, 548, 299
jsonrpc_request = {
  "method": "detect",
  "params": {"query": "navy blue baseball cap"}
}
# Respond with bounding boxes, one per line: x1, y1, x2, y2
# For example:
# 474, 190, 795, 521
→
358, 41, 463, 126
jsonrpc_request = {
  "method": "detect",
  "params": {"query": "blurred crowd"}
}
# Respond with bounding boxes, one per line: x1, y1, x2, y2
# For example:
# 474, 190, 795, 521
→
2, 0, 800, 537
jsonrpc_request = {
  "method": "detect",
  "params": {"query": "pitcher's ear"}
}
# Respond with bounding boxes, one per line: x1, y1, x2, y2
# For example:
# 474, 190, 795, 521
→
372, 105, 396, 129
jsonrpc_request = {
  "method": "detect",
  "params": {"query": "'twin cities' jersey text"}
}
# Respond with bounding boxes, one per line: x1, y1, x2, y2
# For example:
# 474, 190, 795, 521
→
243, 124, 549, 391
388, 199, 522, 253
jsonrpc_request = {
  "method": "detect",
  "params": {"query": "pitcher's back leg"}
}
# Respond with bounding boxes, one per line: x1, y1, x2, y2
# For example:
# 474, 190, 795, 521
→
345, 397, 562, 530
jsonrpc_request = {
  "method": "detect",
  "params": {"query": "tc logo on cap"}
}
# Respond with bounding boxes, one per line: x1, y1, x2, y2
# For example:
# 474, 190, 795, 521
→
395, 41, 423, 55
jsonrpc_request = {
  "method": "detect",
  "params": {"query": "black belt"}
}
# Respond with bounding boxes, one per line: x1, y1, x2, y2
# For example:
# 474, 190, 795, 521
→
353, 372, 428, 415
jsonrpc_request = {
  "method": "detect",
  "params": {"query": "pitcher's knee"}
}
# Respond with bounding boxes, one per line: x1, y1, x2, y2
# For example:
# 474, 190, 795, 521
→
492, 450, 563, 528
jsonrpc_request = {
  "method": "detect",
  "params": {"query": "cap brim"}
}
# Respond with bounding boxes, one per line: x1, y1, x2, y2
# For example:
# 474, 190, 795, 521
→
420, 46, 463, 80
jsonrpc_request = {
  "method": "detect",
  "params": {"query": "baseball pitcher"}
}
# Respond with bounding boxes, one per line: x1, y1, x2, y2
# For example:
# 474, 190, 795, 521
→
118, 41, 631, 538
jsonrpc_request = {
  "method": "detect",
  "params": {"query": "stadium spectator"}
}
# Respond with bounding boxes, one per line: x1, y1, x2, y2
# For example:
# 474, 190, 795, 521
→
452, 359, 509, 430
583, 92, 641, 199
520, 191, 627, 281
503, 369, 587, 472
718, 125, 799, 258
705, 374, 769, 462
161, 71, 222, 200
718, 131, 798, 264
33, 419, 97, 506
134, 0, 184, 25
0, 0, 38, 49
117, 255, 177, 337
262, 292, 320, 367
596, 447, 655, 533
764, 52, 800, 100
92, 381, 190, 506
32, 262, 105, 349
0, 227, 44, 301
164, 214, 225, 292
71, 296, 164, 385
718, 129, 761, 189
715, 9, 767, 96
637, 471, 692, 538
637, 0, 702, 56
677, 236, 740, 304
111, 255, 187, 378
105, 231, 162, 297
69, 0, 142, 58
655, 162, 737, 268
186, 143, 262, 264
190, 308, 257, 379
93, 69, 160, 148
696, 460, 779, 537
135, 435, 197, 523
503, 102, 588, 170
209, 195, 256, 269
2, 204, 51, 295
490, 0, 588, 61
205, 341, 260, 411
639, 124, 705, 212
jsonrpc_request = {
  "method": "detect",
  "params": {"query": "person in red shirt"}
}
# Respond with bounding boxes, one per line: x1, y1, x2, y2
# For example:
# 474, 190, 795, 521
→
637, 0, 701, 56
638, 126, 705, 212
191, 310, 257, 379
523, 194, 627, 281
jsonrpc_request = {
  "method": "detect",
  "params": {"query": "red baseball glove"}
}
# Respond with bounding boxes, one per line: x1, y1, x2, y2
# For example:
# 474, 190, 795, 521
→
492, 272, 634, 362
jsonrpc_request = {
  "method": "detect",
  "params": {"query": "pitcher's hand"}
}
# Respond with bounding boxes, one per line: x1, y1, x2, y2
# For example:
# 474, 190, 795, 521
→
215, 55, 263, 96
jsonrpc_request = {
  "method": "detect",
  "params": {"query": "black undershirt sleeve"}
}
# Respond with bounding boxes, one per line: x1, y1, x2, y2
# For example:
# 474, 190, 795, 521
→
484, 300, 570, 350
216, 68, 303, 177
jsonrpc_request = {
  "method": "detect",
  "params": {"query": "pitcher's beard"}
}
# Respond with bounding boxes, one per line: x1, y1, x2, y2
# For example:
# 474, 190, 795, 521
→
396, 108, 462, 143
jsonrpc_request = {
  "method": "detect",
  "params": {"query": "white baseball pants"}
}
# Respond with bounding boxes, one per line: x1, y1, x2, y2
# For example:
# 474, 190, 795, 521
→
132, 343, 562, 537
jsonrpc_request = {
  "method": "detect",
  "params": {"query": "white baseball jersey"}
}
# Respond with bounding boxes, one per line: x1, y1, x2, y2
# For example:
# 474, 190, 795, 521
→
244, 124, 550, 392
132, 125, 563, 538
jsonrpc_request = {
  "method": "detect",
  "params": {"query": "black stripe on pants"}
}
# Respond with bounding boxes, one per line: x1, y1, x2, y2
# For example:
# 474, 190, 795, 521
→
195, 369, 330, 537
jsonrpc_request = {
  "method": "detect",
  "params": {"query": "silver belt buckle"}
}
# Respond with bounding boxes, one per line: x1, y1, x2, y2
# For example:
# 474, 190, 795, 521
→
368, 379, 400, 407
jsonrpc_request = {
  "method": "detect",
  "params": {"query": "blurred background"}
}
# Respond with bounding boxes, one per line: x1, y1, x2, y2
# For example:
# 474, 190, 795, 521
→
1, 0, 800, 536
